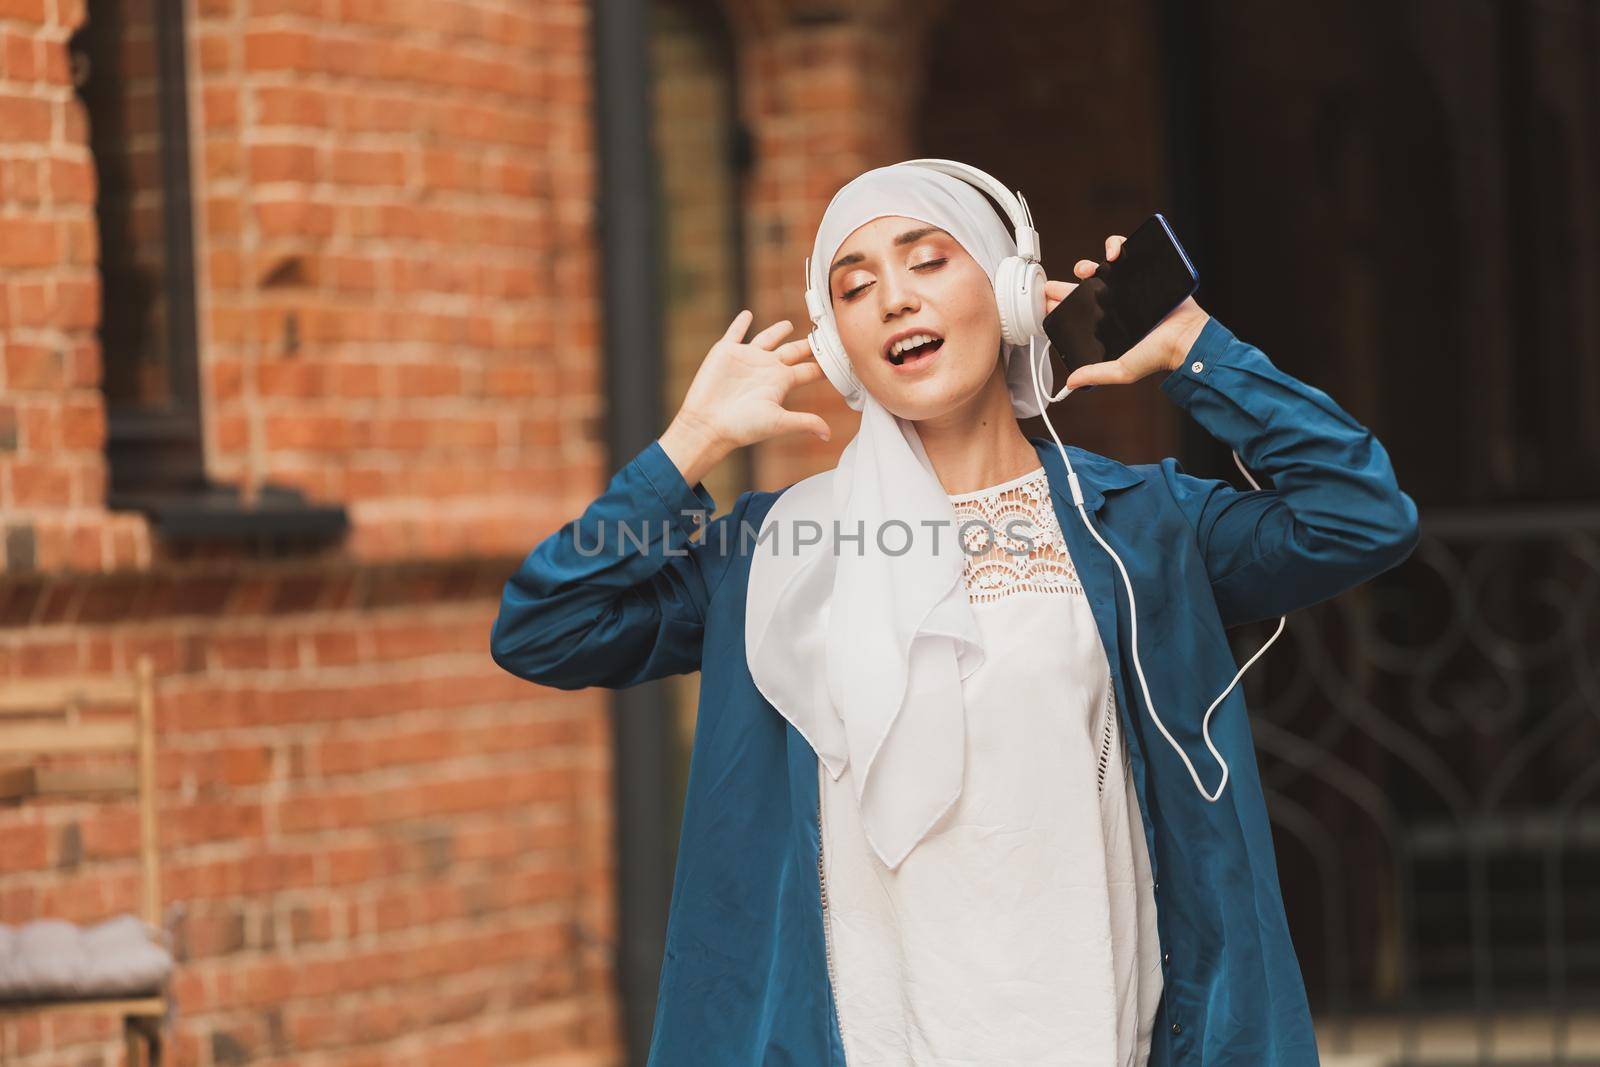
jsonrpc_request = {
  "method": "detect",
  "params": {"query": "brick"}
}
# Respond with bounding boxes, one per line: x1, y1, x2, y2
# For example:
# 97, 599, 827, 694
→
4, 344, 61, 390
9, 459, 70, 506
39, 34, 67, 84
61, 214, 97, 263
65, 518, 104, 569
0, 215, 58, 267
0, 92, 50, 141
0, 0, 45, 24
64, 339, 98, 386
211, 412, 247, 450
195, 31, 233, 73
329, 146, 407, 186
17, 402, 52, 448
0, 824, 48, 873
252, 85, 329, 127
243, 30, 317, 72
395, 363, 459, 397
247, 142, 319, 183
254, 198, 334, 237
57, 395, 103, 449
54, 275, 97, 329
201, 86, 239, 129
54, 0, 84, 31
3, 30, 40, 81
205, 194, 242, 235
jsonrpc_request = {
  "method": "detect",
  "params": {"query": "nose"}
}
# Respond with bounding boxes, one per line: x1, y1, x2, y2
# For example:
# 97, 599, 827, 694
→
877, 265, 919, 321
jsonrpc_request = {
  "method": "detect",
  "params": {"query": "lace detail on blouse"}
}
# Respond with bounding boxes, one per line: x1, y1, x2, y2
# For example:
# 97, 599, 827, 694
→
947, 466, 1082, 604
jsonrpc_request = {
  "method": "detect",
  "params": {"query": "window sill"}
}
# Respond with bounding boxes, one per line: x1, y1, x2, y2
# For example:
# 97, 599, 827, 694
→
107, 482, 348, 547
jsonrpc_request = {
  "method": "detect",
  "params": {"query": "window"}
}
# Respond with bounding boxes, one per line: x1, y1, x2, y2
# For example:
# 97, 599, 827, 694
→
70, 0, 204, 497
69, 1, 344, 545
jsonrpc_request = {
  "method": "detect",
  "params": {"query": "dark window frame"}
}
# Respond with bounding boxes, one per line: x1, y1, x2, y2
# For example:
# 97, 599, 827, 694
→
71, 0, 345, 546
71, 0, 203, 494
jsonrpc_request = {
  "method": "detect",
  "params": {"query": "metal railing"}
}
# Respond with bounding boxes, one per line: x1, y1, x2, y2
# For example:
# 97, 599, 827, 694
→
1232, 507, 1600, 1066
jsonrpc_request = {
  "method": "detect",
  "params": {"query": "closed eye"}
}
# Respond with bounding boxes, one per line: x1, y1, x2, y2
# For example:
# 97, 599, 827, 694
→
841, 258, 947, 302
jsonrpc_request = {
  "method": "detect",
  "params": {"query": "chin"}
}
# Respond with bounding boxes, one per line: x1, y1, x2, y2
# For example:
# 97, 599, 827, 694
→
872, 376, 980, 423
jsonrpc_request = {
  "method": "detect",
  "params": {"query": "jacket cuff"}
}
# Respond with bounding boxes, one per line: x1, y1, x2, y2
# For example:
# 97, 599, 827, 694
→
1158, 314, 1234, 404
636, 438, 718, 538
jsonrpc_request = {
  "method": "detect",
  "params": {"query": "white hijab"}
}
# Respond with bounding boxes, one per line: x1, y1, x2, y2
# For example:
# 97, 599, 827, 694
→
744, 163, 1058, 870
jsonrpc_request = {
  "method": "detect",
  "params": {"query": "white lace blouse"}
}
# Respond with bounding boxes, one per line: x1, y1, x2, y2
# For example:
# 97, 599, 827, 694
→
817, 464, 1163, 1066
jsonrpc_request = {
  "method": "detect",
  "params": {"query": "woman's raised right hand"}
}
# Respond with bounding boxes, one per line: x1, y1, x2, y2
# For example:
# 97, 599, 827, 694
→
659, 309, 831, 487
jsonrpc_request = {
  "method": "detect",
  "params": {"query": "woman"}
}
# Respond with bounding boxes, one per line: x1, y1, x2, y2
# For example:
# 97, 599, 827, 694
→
491, 162, 1419, 1066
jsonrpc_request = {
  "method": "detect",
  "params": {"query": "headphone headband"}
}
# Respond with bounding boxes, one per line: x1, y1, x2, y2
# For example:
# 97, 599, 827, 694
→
805, 161, 1039, 293
894, 158, 1039, 261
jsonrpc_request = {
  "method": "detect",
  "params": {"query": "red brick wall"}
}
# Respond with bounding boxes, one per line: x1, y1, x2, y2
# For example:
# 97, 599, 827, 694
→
190, 0, 603, 562
0, 0, 136, 573
0, 564, 620, 1065
1, 0, 621, 1062
1, 0, 607, 576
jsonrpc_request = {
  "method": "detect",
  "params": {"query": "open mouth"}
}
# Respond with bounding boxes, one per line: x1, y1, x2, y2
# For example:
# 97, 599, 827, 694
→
886, 337, 945, 366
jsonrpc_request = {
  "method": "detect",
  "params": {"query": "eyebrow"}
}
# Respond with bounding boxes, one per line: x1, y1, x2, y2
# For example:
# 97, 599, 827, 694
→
829, 226, 949, 278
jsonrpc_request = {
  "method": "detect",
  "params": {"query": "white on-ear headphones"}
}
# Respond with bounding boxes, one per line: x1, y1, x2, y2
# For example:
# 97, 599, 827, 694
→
803, 158, 1048, 410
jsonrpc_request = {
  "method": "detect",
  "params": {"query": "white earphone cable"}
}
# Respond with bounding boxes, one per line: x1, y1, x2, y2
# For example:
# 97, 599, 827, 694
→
1026, 333, 1288, 802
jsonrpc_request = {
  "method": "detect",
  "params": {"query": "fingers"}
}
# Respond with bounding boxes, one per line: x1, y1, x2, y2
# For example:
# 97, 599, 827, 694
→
1044, 278, 1079, 315
1074, 235, 1126, 279
722, 308, 753, 343
787, 360, 825, 388
728, 312, 803, 356
1063, 357, 1136, 391
750, 317, 796, 350
1044, 278, 1078, 316
774, 335, 816, 365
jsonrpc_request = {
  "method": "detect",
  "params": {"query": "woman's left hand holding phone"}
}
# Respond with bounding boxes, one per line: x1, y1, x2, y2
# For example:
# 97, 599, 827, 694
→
659, 309, 831, 487
1041, 233, 1212, 390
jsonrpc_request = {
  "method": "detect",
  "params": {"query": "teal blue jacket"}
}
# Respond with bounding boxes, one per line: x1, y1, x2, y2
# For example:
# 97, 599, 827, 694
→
491, 316, 1419, 1065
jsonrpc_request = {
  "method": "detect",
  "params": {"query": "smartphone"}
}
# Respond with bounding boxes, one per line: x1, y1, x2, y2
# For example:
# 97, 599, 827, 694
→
1041, 213, 1198, 389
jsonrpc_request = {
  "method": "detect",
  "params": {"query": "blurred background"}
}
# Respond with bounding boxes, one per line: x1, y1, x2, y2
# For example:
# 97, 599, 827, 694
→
0, 0, 1596, 1064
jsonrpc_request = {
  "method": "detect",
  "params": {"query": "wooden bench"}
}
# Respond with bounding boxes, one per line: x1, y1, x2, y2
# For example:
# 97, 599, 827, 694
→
0, 655, 170, 1066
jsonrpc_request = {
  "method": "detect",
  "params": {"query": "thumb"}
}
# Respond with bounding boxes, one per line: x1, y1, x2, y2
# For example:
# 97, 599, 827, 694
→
778, 410, 832, 442
1064, 359, 1132, 391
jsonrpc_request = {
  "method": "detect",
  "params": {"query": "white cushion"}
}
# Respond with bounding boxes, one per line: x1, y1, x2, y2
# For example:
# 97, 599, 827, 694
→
0, 914, 172, 1002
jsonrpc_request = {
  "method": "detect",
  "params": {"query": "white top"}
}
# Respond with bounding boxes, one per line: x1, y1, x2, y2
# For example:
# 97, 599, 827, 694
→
818, 464, 1163, 1066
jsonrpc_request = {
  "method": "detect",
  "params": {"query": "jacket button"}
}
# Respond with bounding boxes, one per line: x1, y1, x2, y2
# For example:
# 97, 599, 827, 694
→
1152, 881, 1160, 891
1162, 951, 1170, 965
1170, 1022, 1183, 1035
1190, 360, 1204, 373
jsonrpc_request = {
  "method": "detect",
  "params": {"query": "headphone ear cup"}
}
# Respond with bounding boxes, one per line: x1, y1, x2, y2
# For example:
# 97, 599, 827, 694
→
810, 320, 864, 410
994, 257, 1047, 347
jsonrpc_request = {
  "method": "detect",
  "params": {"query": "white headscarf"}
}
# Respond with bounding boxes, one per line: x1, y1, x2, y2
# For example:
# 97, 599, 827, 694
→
744, 163, 1058, 870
